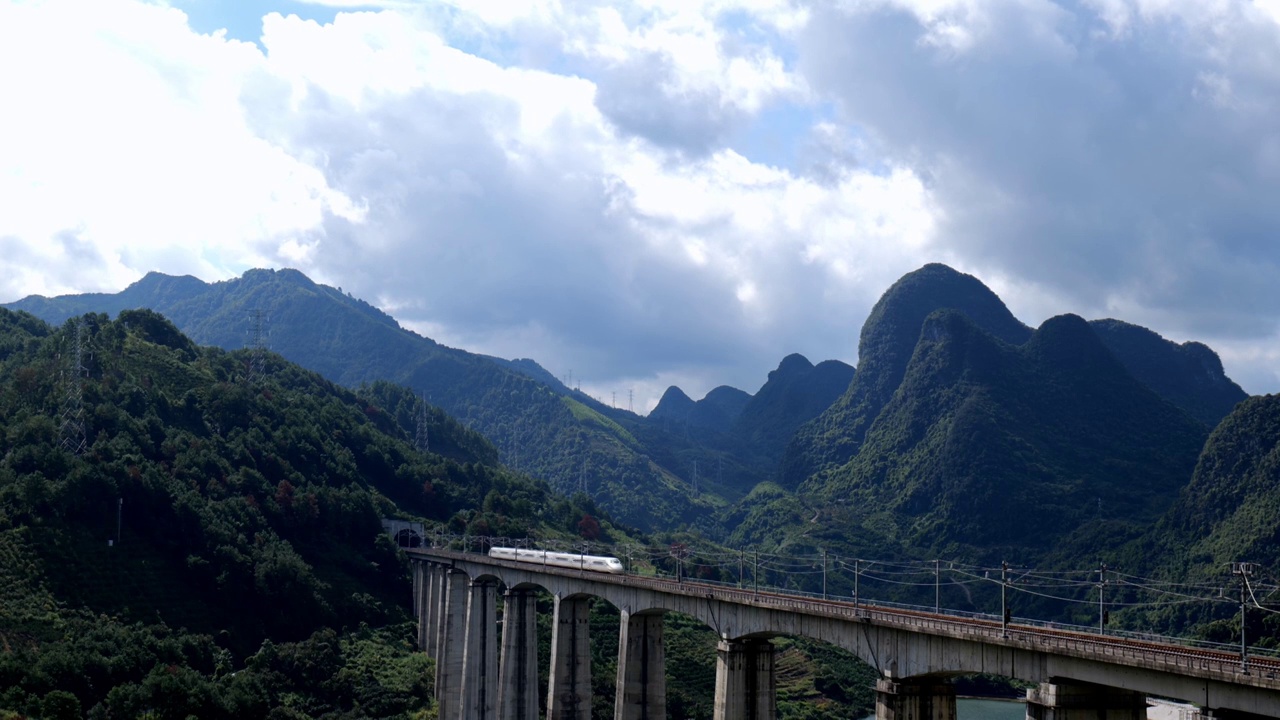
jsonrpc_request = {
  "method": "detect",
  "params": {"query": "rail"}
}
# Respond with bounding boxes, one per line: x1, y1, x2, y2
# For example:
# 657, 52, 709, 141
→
412, 546, 1280, 688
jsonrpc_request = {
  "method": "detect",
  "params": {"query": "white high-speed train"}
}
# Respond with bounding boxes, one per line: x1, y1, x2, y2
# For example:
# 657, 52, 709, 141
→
488, 547, 625, 574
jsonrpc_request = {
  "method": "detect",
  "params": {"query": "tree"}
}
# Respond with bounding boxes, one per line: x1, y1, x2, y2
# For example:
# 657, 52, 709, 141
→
577, 513, 601, 540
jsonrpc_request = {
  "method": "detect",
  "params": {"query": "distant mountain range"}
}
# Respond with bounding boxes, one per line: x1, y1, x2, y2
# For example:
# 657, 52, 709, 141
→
726, 264, 1249, 571
7, 262, 1279, 698
9, 263, 1259, 576
6, 269, 850, 531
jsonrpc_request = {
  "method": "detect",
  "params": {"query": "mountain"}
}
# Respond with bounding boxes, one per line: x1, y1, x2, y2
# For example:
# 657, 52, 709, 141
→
650, 385, 752, 434
4, 271, 211, 325
9, 269, 871, 528
487, 356, 569, 390
1088, 319, 1247, 426
7, 269, 725, 530
1160, 394, 1280, 571
1100, 394, 1280, 639
782, 264, 1032, 488
731, 354, 855, 464
650, 386, 697, 422
0, 308, 877, 720
646, 355, 854, 469
0, 307, 590, 718
738, 263, 1258, 570
809, 310, 1209, 558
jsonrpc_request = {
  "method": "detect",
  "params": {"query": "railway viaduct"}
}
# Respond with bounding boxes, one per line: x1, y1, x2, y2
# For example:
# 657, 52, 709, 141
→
406, 547, 1280, 720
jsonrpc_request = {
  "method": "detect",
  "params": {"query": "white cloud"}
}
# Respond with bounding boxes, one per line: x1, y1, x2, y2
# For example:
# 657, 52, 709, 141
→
0, 0, 355, 297
799, 0, 1280, 392
5, 0, 1280, 402
193, 5, 931, 396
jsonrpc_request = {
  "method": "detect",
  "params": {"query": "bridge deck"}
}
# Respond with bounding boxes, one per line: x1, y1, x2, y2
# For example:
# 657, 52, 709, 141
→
410, 547, 1280, 693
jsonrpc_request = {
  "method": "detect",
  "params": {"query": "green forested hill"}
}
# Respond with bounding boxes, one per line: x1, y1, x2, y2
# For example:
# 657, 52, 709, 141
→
1155, 394, 1280, 576
1095, 394, 1280, 642
731, 354, 854, 465
781, 264, 1033, 489
644, 354, 856, 496
807, 310, 1207, 560
649, 385, 752, 434
7, 269, 725, 531
1088, 318, 1247, 426
7, 269, 877, 533
721, 264, 1252, 589
0, 308, 879, 720
0, 308, 602, 719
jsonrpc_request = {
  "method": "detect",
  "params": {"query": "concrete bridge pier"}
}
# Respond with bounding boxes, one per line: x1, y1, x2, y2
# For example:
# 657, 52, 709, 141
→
415, 563, 441, 655
432, 563, 449, 659
547, 595, 593, 720
1024, 680, 1148, 720
437, 568, 471, 720
713, 638, 777, 720
497, 589, 540, 720
614, 610, 666, 720
875, 678, 956, 720
461, 580, 500, 720
413, 562, 426, 651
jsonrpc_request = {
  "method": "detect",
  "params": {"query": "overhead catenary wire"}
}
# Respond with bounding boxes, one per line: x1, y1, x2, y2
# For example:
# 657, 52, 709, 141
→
411, 525, 1280, 629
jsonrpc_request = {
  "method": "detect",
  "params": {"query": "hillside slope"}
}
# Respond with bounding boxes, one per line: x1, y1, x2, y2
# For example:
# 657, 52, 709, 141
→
782, 264, 1033, 488
732, 354, 855, 465
810, 310, 1208, 559
1160, 394, 1280, 572
1089, 318, 1247, 426
7, 270, 724, 530
0, 308, 594, 718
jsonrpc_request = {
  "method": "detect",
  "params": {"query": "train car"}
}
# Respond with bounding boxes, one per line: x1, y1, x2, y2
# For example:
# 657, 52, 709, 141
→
489, 547, 625, 574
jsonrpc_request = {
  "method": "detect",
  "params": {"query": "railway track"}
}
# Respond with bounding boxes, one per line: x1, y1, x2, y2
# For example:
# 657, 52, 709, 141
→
419, 547, 1280, 682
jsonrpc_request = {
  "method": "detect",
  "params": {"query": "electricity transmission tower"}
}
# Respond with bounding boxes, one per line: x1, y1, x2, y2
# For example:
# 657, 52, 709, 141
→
246, 309, 269, 384
415, 395, 430, 454
59, 318, 88, 455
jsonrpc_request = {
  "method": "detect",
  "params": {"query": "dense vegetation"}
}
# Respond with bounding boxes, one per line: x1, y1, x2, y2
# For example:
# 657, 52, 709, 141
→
1088, 318, 1247, 427
0, 308, 878, 719
781, 264, 1033, 490
8, 261, 1279, 717
708, 264, 1261, 626
0, 308, 607, 719
1118, 394, 1280, 640
6, 270, 737, 532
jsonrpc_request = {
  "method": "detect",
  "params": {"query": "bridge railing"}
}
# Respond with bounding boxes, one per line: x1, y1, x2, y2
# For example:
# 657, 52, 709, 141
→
433, 546, 1280, 676
392, 526, 1280, 663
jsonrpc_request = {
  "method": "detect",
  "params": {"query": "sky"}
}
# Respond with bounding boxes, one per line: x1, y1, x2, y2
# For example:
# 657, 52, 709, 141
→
3, 0, 1280, 411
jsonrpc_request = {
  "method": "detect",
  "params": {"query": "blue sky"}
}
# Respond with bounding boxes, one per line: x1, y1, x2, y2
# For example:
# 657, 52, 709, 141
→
172, 0, 341, 43
2, 0, 1280, 408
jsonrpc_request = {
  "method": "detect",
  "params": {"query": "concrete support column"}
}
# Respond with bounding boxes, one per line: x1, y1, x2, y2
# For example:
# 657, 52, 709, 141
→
614, 611, 666, 720
713, 639, 777, 720
461, 580, 500, 720
436, 569, 470, 720
498, 590, 539, 720
547, 595, 592, 720
412, 562, 425, 650
1025, 681, 1148, 720
432, 564, 448, 659
415, 562, 436, 654
875, 678, 956, 720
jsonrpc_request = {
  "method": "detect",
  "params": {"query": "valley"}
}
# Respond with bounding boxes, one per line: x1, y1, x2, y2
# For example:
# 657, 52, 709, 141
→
1, 263, 1276, 719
